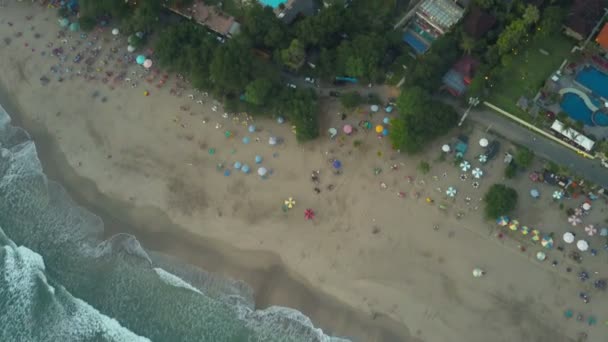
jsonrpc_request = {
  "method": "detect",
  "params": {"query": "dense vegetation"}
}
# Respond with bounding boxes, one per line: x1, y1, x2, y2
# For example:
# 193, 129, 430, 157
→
484, 183, 518, 218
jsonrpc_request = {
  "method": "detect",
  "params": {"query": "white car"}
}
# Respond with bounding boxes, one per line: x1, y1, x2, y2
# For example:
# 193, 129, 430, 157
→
304, 77, 315, 84
286, 83, 297, 89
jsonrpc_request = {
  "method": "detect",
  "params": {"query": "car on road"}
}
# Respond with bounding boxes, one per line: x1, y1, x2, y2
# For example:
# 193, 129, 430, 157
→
304, 77, 315, 84
329, 91, 341, 97
286, 83, 297, 89
485, 141, 500, 160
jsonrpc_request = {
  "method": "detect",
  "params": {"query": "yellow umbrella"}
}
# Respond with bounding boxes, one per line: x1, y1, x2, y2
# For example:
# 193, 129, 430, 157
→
520, 226, 530, 235
531, 229, 540, 241
284, 197, 296, 209
509, 220, 519, 231
375, 125, 384, 133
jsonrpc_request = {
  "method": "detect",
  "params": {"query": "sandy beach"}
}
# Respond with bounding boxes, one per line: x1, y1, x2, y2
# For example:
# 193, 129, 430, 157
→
2, 2, 608, 341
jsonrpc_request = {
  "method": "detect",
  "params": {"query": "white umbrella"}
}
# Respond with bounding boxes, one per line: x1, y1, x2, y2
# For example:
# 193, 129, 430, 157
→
552, 190, 563, 200
268, 136, 277, 145
479, 138, 489, 147
446, 186, 457, 197
127, 45, 135, 53
582, 202, 591, 211
576, 240, 589, 252
112, 28, 119, 35
472, 268, 484, 277
536, 251, 546, 261
460, 161, 471, 172
143, 59, 153, 69
562, 232, 575, 244
478, 154, 487, 163
441, 144, 450, 153
471, 167, 483, 179
257, 167, 268, 177
370, 105, 379, 112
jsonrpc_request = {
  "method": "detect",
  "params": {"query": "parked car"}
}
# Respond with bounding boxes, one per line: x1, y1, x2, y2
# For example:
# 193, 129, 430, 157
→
286, 83, 297, 89
329, 91, 341, 97
304, 77, 315, 84
485, 141, 500, 160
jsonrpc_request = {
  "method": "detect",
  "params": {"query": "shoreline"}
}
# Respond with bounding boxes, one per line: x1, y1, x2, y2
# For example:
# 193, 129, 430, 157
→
0, 82, 416, 341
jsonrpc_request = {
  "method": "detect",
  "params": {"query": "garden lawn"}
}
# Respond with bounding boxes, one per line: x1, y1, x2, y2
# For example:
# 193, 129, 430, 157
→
488, 33, 574, 121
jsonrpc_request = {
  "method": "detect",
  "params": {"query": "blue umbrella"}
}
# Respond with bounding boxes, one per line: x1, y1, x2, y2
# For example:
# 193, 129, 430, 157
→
136, 55, 146, 65
530, 189, 540, 198
224, 169, 231, 176
383, 117, 390, 124
241, 164, 250, 174
248, 125, 256, 133
382, 128, 389, 136
233, 161, 242, 170
242, 136, 250, 144
333, 160, 342, 169
277, 116, 285, 124
385, 106, 393, 113
254, 155, 263, 164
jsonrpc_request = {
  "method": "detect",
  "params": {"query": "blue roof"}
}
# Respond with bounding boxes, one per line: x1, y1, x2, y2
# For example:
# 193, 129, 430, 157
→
443, 70, 466, 95
403, 31, 429, 54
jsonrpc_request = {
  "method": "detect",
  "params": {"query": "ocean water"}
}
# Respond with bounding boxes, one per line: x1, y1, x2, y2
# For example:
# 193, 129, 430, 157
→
0, 105, 350, 342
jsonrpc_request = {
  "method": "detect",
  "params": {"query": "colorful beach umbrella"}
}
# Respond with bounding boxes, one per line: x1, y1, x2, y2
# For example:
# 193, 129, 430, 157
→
585, 224, 597, 236
446, 186, 457, 197
460, 161, 471, 172
375, 125, 383, 133
530, 189, 540, 198
478, 154, 488, 163
304, 208, 315, 220
471, 168, 483, 179
568, 215, 581, 226
541, 236, 554, 249
284, 197, 296, 209
577, 239, 589, 251
496, 216, 509, 226
574, 207, 583, 216
553, 190, 563, 200
520, 225, 530, 235
508, 220, 519, 231
136, 55, 146, 65
343, 124, 353, 134
563, 232, 575, 243
143, 59, 153, 69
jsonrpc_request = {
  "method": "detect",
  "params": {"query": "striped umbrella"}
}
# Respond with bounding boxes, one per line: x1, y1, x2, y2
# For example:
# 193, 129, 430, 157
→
541, 236, 554, 249
496, 216, 509, 226
520, 226, 530, 235
585, 224, 597, 236
531, 229, 540, 241
509, 220, 520, 231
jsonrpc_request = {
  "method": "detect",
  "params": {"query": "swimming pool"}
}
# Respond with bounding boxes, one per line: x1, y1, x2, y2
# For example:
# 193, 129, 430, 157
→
560, 92, 596, 126
258, 0, 288, 8
576, 67, 608, 99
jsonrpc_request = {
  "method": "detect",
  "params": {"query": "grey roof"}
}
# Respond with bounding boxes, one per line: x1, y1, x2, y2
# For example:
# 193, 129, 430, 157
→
418, 0, 465, 30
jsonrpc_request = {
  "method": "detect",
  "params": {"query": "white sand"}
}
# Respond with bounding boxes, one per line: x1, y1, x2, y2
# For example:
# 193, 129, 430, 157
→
1, 3, 607, 341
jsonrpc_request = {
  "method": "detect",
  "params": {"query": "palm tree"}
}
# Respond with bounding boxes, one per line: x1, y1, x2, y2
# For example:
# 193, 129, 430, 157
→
460, 33, 475, 55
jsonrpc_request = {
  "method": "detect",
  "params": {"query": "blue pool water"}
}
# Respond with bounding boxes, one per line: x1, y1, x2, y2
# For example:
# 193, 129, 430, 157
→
560, 92, 595, 126
576, 67, 608, 99
259, 0, 288, 8
403, 31, 429, 54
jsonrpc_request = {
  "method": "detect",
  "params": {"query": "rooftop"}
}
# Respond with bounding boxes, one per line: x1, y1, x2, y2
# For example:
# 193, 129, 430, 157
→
565, 0, 605, 38
417, 0, 465, 32
596, 23, 608, 49
167, 1, 240, 36
463, 6, 496, 38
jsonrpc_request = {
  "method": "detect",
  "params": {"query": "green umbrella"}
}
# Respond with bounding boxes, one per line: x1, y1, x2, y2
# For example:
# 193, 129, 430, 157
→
208, 148, 215, 155
69, 22, 80, 31
58, 18, 69, 27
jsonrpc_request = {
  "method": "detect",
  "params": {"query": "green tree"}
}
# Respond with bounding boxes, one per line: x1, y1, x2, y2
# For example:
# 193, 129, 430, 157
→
122, 0, 161, 34
460, 33, 475, 55
391, 87, 458, 153
484, 184, 518, 218
79, 0, 131, 20
210, 38, 254, 94
474, 0, 495, 9
536, 6, 565, 38
241, 3, 287, 50
504, 163, 517, 179
496, 19, 526, 55
245, 78, 273, 106
280, 39, 306, 70
295, 6, 345, 47
514, 146, 534, 168
340, 92, 363, 109
283, 89, 319, 142
418, 161, 431, 174
522, 5, 540, 26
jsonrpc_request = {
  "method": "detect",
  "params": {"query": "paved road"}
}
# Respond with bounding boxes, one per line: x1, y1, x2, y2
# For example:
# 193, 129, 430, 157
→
469, 107, 608, 188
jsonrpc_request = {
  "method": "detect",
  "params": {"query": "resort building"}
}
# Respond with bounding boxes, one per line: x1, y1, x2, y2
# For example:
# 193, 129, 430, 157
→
550, 120, 595, 152
442, 55, 478, 96
166, 1, 241, 37
596, 23, 608, 51
402, 0, 465, 54
564, 0, 605, 41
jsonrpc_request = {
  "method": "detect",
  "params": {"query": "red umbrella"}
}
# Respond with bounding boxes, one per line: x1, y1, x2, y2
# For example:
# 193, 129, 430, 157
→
304, 209, 315, 220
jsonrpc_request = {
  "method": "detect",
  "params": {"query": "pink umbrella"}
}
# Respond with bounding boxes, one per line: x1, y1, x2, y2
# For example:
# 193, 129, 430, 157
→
143, 59, 153, 69
304, 208, 315, 220
582, 202, 591, 211
584, 224, 597, 236
343, 124, 353, 135
574, 207, 583, 216
568, 215, 581, 226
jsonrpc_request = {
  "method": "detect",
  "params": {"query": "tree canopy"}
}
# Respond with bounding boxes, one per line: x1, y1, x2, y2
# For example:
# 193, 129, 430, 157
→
484, 184, 518, 218
390, 87, 458, 153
